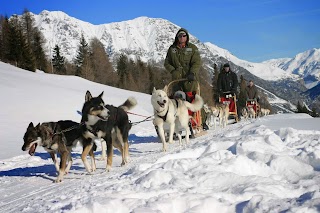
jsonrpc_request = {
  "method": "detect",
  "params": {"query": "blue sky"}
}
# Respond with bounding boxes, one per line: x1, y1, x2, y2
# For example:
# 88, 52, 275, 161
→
1, 0, 320, 62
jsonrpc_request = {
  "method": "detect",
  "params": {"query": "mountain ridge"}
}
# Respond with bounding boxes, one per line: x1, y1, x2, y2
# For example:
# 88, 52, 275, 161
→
23, 10, 320, 112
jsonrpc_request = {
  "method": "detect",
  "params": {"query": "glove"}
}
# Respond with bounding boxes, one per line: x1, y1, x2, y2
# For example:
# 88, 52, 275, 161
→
187, 72, 195, 82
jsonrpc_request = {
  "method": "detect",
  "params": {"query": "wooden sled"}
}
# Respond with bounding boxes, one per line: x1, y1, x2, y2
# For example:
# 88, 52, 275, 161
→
246, 99, 260, 118
219, 92, 238, 123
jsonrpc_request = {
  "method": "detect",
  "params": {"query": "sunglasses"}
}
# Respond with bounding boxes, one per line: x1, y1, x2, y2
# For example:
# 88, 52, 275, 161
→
178, 34, 187, 38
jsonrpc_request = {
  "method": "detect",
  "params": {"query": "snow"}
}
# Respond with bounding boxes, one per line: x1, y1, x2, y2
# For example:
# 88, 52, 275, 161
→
1, 61, 320, 212
204, 42, 299, 81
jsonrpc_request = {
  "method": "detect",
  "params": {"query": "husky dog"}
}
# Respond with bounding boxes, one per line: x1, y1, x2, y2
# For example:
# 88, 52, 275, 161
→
247, 106, 256, 119
203, 103, 213, 127
151, 86, 204, 152
241, 107, 248, 120
80, 91, 137, 172
217, 103, 230, 128
260, 108, 270, 116
204, 103, 227, 129
21, 120, 85, 182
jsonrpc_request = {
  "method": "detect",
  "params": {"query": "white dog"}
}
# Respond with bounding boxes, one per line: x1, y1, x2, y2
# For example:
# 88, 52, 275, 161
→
151, 86, 204, 152
247, 106, 256, 119
260, 108, 270, 116
219, 103, 230, 128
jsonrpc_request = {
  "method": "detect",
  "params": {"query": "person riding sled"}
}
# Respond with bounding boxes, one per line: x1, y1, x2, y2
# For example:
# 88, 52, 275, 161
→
217, 63, 241, 121
164, 28, 208, 134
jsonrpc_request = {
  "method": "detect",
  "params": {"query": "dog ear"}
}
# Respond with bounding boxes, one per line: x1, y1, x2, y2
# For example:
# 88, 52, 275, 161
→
85, 91, 93, 102
152, 87, 156, 94
28, 122, 34, 128
98, 91, 104, 98
35, 123, 40, 130
163, 85, 168, 94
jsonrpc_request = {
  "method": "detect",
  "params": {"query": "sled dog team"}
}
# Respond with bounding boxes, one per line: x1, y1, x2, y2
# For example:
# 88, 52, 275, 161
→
22, 90, 137, 182
22, 87, 205, 182
241, 106, 270, 120
204, 103, 271, 126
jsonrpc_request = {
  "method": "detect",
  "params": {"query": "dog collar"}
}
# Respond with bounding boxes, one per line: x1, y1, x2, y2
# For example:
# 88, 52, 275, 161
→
155, 103, 169, 121
155, 99, 178, 122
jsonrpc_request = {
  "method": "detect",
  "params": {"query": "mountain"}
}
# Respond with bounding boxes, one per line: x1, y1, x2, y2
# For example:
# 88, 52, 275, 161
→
263, 48, 320, 89
263, 49, 320, 110
33, 11, 299, 80
26, 10, 318, 112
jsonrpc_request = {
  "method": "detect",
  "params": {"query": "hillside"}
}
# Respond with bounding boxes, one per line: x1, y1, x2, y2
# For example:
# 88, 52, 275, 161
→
1, 61, 320, 213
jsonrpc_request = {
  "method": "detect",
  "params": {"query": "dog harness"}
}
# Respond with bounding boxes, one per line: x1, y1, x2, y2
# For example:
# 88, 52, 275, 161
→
156, 99, 178, 122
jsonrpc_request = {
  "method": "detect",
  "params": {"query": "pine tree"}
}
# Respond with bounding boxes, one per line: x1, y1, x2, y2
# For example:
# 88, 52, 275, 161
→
89, 37, 117, 86
74, 34, 89, 78
297, 101, 303, 113
0, 15, 11, 62
311, 108, 318, 117
19, 29, 35, 71
20, 10, 47, 71
116, 53, 128, 89
125, 58, 138, 91
21, 9, 33, 46
212, 63, 220, 103
32, 28, 48, 71
52, 44, 66, 74
198, 66, 214, 105
7, 15, 21, 66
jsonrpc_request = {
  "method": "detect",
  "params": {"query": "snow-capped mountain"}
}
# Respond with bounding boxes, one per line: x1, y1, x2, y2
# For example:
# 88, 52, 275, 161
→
204, 42, 299, 81
21, 10, 319, 112
32, 10, 299, 82
263, 48, 320, 89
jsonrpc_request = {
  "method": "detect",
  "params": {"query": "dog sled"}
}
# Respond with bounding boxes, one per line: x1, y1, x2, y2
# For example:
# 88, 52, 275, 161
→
165, 78, 206, 138
219, 92, 238, 123
246, 99, 260, 118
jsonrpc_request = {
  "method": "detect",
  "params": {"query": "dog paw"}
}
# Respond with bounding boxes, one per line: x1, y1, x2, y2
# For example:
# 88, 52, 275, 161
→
54, 178, 62, 183
121, 161, 127, 167
106, 165, 112, 172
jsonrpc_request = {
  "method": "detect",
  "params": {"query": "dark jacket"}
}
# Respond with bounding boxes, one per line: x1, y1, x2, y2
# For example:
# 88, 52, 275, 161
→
245, 85, 258, 100
217, 70, 238, 95
164, 28, 201, 92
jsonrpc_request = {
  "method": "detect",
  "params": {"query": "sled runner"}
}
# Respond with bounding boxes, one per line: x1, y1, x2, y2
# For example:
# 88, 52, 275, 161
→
219, 92, 238, 123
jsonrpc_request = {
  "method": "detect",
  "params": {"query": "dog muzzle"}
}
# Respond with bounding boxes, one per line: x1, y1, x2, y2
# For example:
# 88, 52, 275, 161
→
157, 100, 166, 108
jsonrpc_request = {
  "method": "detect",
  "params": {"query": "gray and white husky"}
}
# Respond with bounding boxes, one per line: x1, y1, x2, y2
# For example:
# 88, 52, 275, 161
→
151, 86, 204, 152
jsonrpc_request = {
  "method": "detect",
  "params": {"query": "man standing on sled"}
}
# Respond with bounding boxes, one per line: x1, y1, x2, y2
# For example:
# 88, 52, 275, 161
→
217, 63, 241, 121
164, 28, 208, 133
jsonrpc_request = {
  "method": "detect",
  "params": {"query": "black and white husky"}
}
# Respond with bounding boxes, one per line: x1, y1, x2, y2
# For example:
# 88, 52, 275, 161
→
151, 86, 204, 152
80, 91, 137, 172
21, 120, 86, 182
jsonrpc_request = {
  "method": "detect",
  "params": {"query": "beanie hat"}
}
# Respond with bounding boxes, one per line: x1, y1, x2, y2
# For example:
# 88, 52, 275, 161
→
223, 63, 230, 68
177, 31, 187, 36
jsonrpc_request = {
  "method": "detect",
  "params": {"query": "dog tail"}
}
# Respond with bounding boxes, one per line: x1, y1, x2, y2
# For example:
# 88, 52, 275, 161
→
184, 94, 204, 112
119, 97, 137, 112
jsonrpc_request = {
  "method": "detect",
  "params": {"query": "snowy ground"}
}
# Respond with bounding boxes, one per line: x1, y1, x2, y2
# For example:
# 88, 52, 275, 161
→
1, 62, 320, 213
